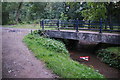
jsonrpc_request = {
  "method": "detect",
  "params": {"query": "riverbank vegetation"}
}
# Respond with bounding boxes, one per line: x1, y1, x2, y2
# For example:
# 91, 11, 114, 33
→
23, 31, 104, 78
97, 47, 120, 69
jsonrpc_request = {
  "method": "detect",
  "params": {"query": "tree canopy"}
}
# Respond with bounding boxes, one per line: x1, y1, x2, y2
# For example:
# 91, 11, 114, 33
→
2, 2, 120, 25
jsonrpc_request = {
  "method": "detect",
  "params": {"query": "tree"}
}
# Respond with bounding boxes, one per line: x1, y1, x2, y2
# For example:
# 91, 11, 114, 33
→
15, 2, 23, 24
44, 2, 65, 19
2, 2, 24, 24
64, 2, 83, 20
81, 2, 107, 21
105, 2, 120, 30
29, 2, 47, 20
81, 2, 120, 30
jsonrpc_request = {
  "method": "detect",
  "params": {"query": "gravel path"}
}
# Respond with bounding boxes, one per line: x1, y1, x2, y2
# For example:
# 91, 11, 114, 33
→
2, 27, 58, 78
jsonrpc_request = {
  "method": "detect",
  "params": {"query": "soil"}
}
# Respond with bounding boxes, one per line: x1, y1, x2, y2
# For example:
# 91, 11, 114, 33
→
2, 27, 58, 78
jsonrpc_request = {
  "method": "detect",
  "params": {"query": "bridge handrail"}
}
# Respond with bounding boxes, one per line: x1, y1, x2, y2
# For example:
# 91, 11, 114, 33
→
40, 19, 120, 33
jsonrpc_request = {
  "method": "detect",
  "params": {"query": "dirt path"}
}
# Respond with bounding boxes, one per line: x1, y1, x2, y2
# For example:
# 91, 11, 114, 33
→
2, 27, 58, 78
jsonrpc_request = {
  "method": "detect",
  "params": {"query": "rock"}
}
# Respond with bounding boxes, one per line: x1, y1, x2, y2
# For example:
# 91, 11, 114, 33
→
13, 62, 16, 64
44, 72, 48, 75
14, 74, 16, 76
8, 70, 12, 73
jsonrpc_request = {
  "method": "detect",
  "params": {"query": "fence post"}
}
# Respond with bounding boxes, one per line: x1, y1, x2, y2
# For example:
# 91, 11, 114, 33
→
88, 20, 91, 29
57, 20, 60, 31
76, 19, 79, 32
40, 20, 41, 28
42, 20, 44, 31
99, 18, 102, 33
31, 30, 32, 35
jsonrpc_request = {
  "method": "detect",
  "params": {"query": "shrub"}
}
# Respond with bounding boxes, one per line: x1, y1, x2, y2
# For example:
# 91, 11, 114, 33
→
97, 48, 120, 69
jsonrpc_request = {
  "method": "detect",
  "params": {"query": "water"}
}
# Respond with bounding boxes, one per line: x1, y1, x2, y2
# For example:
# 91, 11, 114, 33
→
55, 38, 120, 78
69, 50, 120, 78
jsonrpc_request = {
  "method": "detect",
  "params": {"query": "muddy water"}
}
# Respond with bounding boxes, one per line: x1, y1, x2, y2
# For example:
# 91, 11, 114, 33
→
69, 50, 120, 78
56, 38, 120, 78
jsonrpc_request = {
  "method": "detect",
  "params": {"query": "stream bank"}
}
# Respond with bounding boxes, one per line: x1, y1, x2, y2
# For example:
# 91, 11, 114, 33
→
55, 38, 120, 78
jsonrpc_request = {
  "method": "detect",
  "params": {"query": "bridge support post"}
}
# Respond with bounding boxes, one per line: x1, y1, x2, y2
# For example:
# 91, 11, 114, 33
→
57, 20, 60, 31
99, 18, 102, 33
76, 19, 79, 32
41, 20, 44, 31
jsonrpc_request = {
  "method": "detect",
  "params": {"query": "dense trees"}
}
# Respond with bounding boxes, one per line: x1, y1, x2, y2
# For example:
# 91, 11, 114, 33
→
2, 2, 120, 25
81, 2, 120, 26
81, 2, 107, 21
0, 2, 2, 25
15, 2, 23, 24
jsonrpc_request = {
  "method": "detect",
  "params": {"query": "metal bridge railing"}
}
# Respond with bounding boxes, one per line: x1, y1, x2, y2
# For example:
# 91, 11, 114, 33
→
40, 19, 120, 33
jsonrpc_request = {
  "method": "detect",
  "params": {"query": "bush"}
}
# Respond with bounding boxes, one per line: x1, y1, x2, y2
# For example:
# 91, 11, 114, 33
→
97, 48, 120, 69
26, 33, 68, 54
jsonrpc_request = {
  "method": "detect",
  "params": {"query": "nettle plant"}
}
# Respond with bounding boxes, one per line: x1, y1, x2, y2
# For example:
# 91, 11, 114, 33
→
28, 30, 69, 54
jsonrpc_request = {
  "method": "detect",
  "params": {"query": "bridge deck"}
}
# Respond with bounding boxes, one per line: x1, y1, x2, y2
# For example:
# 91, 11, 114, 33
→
45, 30, 120, 45
50, 30, 120, 36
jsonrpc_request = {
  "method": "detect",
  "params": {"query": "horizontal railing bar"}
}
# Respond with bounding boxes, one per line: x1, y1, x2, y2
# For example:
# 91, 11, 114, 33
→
41, 19, 120, 33
59, 27, 74, 29
44, 27, 57, 28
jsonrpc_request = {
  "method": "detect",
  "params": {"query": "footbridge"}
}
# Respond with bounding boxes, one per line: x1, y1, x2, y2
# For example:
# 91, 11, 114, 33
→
40, 19, 120, 45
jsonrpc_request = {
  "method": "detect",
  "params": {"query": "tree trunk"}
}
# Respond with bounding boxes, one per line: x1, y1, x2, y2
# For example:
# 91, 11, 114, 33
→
107, 2, 113, 31
109, 15, 113, 31
15, 2, 23, 24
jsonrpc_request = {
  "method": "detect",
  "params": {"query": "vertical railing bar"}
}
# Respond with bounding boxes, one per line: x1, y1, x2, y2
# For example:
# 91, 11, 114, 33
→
40, 20, 41, 30
42, 20, 44, 31
57, 20, 60, 31
76, 19, 79, 32
99, 18, 102, 33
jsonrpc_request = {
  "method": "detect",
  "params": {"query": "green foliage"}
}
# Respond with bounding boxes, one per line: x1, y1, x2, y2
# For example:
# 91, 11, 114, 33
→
44, 2, 65, 19
2, 2, 120, 26
106, 47, 120, 56
23, 32, 105, 78
2, 2, 17, 24
28, 30, 68, 54
64, 2, 83, 20
97, 47, 120, 69
81, 2, 107, 21
60, 12, 68, 20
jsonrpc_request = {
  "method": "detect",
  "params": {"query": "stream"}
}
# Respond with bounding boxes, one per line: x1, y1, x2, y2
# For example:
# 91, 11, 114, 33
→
69, 50, 119, 78
65, 40, 120, 78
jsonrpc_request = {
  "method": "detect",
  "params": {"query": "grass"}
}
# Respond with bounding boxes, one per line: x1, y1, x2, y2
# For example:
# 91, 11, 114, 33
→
105, 47, 120, 56
2, 24, 57, 30
23, 32, 105, 78
3, 24, 40, 29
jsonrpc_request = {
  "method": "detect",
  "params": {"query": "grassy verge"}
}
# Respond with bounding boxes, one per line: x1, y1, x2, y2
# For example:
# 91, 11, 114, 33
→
2, 24, 57, 30
23, 31, 104, 78
97, 47, 120, 69
3, 24, 40, 29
